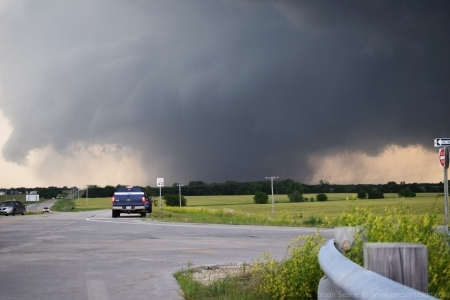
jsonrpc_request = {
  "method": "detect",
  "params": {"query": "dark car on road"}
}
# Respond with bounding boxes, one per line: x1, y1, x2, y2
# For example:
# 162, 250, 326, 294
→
0, 201, 26, 216
112, 186, 149, 218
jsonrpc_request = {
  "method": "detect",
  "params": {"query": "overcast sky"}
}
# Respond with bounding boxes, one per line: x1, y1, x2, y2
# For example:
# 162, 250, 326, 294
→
0, 0, 449, 188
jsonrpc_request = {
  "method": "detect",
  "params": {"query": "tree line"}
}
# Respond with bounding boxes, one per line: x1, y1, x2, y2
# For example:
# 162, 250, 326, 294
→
2, 180, 444, 199
143, 180, 443, 197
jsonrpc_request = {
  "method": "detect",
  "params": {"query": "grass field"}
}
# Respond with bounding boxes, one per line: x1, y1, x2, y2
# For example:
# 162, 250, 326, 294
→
67, 193, 447, 225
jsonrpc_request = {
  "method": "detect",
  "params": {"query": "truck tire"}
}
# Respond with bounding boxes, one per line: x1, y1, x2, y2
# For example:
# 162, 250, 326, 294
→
140, 212, 146, 218
112, 210, 119, 218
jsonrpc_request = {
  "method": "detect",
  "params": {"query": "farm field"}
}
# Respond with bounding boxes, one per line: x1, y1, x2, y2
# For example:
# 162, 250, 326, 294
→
185, 193, 446, 223
71, 193, 447, 224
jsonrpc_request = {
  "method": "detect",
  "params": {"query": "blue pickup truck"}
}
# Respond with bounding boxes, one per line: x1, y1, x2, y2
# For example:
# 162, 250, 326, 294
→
112, 186, 149, 218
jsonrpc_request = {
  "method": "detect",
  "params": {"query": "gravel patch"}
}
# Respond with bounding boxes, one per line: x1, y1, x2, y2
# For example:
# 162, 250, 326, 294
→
191, 264, 253, 285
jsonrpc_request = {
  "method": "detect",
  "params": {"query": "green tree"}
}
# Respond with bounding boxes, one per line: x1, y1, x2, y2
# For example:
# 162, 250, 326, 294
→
319, 180, 330, 192
398, 188, 416, 198
164, 194, 187, 206
286, 181, 304, 195
288, 191, 304, 202
316, 193, 328, 201
357, 190, 367, 199
254, 191, 268, 204
368, 190, 384, 199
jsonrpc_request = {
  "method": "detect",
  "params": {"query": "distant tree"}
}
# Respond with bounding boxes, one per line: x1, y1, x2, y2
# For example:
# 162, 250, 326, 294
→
368, 190, 384, 199
286, 181, 304, 196
144, 186, 157, 197
288, 191, 304, 202
357, 190, 367, 199
254, 191, 268, 204
385, 181, 398, 193
319, 180, 330, 192
164, 194, 187, 207
316, 193, 328, 201
398, 188, 416, 198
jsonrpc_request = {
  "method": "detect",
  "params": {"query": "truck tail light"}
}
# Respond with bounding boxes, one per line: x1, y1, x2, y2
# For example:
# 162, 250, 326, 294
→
112, 196, 115, 203
142, 196, 145, 203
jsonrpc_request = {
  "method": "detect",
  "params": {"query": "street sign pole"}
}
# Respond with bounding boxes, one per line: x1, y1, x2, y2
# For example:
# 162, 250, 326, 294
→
157, 178, 164, 208
445, 166, 448, 227
444, 147, 449, 228
438, 144, 450, 229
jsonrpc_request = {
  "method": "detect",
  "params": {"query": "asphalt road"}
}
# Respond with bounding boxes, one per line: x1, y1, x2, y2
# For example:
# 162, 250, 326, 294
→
0, 209, 334, 300
25, 200, 57, 213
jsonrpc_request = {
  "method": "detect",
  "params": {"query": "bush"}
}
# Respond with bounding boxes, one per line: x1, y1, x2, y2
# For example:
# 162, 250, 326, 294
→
253, 233, 325, 299
316, 193, 328, 201
357, 190, 367, 199
253, 191, 268, 204
303, 215, 324, 226
288, 191, 304, 202
333, 201, 450, 298
398, 188, 416, 197
164, 194, 187, 207
368, 190, 384, 199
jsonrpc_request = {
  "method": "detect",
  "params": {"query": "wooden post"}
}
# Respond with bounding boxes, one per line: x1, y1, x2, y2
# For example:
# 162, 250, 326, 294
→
334, 226, 364, 253
364, 243, 428, 293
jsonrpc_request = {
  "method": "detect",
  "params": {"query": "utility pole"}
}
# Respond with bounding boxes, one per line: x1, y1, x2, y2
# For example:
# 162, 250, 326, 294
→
86, 185, 89, 208
265, 176, 279, 217
177, 184, 183, 207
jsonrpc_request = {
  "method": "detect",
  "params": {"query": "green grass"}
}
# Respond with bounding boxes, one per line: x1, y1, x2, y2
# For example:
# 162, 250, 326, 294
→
51, 198, 75, 211
53, 193, 447, 225
181, 193, 446, 225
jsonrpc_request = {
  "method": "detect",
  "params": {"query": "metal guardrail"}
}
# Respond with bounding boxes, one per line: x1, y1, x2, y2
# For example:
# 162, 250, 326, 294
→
318, 239, 437, 300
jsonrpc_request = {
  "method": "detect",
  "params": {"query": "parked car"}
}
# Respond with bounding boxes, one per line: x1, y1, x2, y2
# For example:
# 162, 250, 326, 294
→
0, 201, 26, 216
42, 207, 50, 213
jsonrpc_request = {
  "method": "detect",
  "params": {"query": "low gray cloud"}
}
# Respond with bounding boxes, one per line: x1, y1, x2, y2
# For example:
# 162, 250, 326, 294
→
0, 0, 449, 184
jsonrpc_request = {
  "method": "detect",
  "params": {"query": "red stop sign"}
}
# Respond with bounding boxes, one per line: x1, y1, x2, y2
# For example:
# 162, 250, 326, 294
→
440, 148, 446, 167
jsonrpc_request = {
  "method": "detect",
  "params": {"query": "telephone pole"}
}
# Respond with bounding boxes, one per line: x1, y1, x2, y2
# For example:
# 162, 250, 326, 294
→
177, 184, 183, 207
265, 176, 279, 217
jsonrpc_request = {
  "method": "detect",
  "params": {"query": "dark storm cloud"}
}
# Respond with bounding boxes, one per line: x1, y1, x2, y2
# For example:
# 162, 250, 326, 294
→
0, 0, 449, 183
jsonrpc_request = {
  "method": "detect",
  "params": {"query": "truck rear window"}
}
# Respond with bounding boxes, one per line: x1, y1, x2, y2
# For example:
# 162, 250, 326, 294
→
116, 187, 143, 193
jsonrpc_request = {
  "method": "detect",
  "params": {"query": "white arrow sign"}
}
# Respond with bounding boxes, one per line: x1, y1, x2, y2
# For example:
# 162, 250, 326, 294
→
435, 138, 450, 147
157, 178, 164, 187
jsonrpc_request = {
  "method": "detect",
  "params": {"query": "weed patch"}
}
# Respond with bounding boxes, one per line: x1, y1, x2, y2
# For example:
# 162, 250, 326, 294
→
51, 199, 75, 211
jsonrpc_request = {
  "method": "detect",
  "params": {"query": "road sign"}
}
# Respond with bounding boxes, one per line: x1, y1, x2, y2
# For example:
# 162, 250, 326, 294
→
440, 148, 446, 167
439, 148, 449, 168
157, 178, 164, 187
434, 138, 450, 147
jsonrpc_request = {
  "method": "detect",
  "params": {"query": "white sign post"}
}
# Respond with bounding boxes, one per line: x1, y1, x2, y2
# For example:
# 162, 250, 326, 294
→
157, 178, 164, 208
